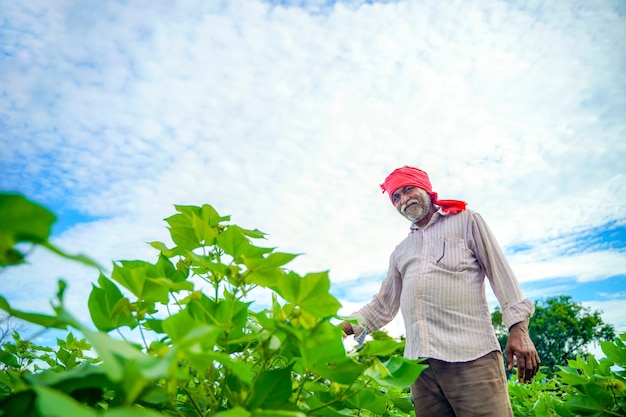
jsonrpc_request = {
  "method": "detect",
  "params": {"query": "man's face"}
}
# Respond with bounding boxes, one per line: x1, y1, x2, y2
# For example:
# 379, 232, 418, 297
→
391, 186, 432, 223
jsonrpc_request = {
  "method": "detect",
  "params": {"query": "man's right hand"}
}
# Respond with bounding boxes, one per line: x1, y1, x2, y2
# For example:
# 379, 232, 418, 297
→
340, 321, 354, 336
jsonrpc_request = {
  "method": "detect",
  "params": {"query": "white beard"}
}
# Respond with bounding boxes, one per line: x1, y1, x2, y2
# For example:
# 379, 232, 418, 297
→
400, 190, 431, 222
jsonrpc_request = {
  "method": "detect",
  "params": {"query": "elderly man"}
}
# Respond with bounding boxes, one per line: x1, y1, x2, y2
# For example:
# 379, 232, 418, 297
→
342, 166, 540, 417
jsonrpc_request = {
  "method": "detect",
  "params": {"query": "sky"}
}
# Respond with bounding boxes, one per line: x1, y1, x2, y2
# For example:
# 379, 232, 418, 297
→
1, 0, 625, 347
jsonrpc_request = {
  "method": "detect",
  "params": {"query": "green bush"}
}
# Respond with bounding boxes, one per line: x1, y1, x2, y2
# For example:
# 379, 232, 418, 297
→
507, 329, 626, 416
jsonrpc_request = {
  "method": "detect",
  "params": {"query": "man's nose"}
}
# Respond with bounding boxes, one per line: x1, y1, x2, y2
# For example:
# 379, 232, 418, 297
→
400, 193, 411, 204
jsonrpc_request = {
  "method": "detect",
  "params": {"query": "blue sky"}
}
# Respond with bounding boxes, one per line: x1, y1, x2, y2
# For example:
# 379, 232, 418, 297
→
1, 0, 625, 346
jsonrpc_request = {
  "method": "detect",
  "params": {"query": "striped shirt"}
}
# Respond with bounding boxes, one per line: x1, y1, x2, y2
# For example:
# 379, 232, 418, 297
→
354, 208, 534, 362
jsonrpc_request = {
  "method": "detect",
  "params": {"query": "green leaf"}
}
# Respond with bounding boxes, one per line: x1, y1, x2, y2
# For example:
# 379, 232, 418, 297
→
0, 390, 37, 417
276, 271, 341, 319
557, 366, 590, 386
191, 212, 219, 245
578, 382, 616, 408
111, 261, 151, 299
88, 274, 138, 331
248, 367, 293, 409
295, 322, 366, 385
187, 350, 253, 385
312, 357, 367, 385
241, 227, 266, 239
155, 254, 187, 283
215, 407, 252, 417
41, 241, 103, 270
25, 363, 119, 405
601, 338, 626, 366
165, 204, 229, 250
358, 339, 404, 357
365, 356, 427, 388
161, 312, 248, 382
24, 384, 164, 417
244, 252, 298, 287
302, 395, 354, 416
216, 225, 250, 259
162, 309, 219, 347
0, 193, 55, 266
82, 330, 139, 380
56, 348, 71, 367
0, 194, 55, 246
192, 204, 230, 227
564, 394, 608, 414
103, 408, 166, 417
0, 348, 19, 368
184, 292, 251, 341
251, 410, 305, 417
215, 225, 273, 261
111, 260, 193, 303
81, 328, 175, 404
391, 396, 416, 413
301, 380, 330, 393
347, 388, 387, 414
0, 295, 67, 329
148, 240, 182, 257
142, 318, 164, 333
82, 328, 166, 380
167, 218, 201, 249
33, 385, 98, 417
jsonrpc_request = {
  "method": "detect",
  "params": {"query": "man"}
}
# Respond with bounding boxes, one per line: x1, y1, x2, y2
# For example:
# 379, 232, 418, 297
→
342, 166, 540, 417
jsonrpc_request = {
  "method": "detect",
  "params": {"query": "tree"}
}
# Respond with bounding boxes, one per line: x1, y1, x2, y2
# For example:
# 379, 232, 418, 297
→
492, 295, 616, 376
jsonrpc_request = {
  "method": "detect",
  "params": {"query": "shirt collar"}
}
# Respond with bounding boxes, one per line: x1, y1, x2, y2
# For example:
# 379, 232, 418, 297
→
410, 208, 445, 231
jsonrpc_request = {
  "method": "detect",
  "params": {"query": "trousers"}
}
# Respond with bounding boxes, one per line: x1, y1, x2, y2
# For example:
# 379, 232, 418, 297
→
410, 351, 513, 417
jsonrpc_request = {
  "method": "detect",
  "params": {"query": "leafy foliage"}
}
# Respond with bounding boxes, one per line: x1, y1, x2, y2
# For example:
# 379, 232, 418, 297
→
0, 193, 425, 416
492, 296, 616, 376
508, 333, 626, 417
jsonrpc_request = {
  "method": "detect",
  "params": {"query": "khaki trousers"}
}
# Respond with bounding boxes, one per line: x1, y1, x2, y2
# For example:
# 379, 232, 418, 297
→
410, 351, 513, 417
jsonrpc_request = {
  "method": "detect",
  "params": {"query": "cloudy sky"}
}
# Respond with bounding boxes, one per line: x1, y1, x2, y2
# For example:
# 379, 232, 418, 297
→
1, 0, 625, 344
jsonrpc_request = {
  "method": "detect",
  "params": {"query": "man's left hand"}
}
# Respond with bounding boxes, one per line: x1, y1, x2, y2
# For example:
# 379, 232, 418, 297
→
505, 320, 541, 382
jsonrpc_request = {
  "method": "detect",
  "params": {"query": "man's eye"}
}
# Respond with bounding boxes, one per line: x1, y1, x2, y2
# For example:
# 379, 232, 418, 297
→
405, 186, 414, 192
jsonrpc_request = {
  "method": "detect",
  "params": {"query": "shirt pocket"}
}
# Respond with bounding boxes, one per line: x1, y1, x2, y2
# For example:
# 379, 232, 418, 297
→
427, 236, 472, 272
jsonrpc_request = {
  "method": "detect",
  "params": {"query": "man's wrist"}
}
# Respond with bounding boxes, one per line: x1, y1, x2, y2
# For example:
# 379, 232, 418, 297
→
509, 318, 529, 333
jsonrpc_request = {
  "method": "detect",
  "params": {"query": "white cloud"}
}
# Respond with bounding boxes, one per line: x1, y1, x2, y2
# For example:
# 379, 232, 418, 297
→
583, 300, 626, 334
510, 249, 626, 283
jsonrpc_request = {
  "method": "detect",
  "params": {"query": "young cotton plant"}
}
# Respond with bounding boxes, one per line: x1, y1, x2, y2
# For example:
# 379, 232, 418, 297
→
0, 195, 424, 417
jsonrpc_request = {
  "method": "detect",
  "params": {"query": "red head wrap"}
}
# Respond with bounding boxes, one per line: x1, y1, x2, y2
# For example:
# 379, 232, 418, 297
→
380, 166, 467, 215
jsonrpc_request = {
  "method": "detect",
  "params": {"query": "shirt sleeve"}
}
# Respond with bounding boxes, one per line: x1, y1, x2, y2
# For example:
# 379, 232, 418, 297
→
468, 212, 535, 330
351, 251, 403, 336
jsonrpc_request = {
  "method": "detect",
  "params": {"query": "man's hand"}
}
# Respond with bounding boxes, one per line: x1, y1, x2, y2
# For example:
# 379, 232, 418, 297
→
340, 321, 354, 336
505, 320, 540, 382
